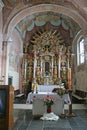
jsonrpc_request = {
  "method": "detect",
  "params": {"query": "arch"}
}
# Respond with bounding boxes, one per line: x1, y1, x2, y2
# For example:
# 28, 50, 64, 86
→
73, 30, 85, 46
3, 4, 87, 40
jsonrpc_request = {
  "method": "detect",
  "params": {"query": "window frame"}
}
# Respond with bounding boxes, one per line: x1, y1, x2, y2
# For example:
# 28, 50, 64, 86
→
77, 38, 85, 65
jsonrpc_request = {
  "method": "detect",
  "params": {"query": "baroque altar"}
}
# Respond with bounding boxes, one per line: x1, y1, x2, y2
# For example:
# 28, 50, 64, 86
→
22, 29, 72, 89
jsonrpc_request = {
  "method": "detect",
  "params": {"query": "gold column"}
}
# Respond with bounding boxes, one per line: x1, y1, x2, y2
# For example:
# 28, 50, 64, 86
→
68, 68, 72, 89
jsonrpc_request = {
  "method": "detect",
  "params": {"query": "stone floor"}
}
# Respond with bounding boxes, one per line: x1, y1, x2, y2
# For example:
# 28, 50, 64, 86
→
12, 96, 87, 130
12, 108, 87, 130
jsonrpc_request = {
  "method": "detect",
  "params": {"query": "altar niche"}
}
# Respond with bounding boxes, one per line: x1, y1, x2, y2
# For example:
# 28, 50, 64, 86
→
44, 62, 50, 85
45, 62, 50, 75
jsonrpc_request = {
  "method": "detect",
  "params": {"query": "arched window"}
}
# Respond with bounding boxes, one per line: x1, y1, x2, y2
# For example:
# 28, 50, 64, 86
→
77, 38, 85, 65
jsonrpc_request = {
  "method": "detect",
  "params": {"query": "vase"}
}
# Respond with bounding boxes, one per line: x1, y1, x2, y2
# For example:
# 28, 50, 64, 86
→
47, 106, 52, 113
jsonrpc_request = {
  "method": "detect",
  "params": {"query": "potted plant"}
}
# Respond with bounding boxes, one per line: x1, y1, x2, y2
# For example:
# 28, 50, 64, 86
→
43, 95, 56, 113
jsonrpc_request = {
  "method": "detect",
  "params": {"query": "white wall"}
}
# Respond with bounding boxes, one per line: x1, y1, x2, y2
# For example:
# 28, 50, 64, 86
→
8, 71, 19, 90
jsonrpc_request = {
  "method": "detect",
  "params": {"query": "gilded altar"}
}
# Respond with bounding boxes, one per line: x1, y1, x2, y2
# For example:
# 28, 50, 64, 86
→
22, 29, 72, 88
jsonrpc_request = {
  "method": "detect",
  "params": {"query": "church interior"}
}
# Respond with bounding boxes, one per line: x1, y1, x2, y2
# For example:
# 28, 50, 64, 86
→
0, 0, 87, 130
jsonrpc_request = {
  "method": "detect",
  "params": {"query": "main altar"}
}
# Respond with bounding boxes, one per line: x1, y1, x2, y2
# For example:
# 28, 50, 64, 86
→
22, 29, 72, 91
22, 29, 74, 117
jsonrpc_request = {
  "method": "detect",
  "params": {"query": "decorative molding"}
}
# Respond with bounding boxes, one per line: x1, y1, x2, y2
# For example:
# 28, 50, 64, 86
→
0, 0, 4, 11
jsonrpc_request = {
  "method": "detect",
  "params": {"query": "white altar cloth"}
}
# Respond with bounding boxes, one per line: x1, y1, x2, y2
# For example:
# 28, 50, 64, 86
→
26, 92, 71, 105
30, 92, 71, 116
34, 85, 64, 92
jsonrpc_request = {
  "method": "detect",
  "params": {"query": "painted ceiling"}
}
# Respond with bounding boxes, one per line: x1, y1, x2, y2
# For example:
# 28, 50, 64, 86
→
2, 0, 87, 45
16, 13, 80, 40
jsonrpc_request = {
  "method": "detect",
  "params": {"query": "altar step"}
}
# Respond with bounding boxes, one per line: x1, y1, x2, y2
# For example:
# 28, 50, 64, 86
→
14, 104, 87, 110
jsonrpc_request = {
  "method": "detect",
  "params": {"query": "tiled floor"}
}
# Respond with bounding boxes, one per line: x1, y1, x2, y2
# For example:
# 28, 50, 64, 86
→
12, 104, 87, 130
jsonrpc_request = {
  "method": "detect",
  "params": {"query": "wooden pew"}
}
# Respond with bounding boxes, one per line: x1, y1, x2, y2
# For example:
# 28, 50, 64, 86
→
72, 90, 87, 101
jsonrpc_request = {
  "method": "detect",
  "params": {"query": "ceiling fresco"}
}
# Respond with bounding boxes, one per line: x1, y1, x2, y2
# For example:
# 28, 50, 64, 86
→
16, 13, 80, 40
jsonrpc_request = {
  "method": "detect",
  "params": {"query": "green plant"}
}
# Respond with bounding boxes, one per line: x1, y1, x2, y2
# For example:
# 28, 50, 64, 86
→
57, 87, 66, 96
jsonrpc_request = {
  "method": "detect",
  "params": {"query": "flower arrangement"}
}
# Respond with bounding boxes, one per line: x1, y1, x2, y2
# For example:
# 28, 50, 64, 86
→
43, 95, 56, 107
57, 87, 66, 97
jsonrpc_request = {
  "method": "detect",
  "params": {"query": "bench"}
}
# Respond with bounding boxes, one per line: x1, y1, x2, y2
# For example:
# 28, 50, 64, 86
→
72, 90, 87, 101
72, 93, 87, 100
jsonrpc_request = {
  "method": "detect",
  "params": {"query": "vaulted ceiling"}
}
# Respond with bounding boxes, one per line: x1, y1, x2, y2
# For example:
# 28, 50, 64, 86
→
2, 0, 87, 45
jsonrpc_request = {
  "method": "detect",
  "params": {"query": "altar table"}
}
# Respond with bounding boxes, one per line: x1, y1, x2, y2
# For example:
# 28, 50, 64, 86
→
26, 92, 71, 104
26, 92, 71, 116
